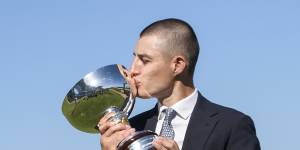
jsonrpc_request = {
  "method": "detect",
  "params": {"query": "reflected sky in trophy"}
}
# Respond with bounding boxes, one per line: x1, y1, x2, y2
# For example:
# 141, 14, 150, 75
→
62, 64, 131, 133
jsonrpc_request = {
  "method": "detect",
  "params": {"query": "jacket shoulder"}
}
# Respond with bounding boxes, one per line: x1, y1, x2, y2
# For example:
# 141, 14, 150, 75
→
205, 99, 248, 120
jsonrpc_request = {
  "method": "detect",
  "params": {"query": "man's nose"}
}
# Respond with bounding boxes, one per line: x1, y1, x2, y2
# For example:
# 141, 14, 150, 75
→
130, 59, 140, 77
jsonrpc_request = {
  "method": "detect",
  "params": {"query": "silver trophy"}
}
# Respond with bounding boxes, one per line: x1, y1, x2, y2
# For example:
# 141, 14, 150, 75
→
62, 64, 157, 150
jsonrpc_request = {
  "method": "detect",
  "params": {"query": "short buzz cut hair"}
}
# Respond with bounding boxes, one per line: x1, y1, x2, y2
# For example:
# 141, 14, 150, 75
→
140, 18, 200, 75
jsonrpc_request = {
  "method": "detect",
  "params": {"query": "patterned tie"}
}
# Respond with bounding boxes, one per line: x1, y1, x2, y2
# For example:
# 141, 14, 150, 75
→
159, 108, 176, 139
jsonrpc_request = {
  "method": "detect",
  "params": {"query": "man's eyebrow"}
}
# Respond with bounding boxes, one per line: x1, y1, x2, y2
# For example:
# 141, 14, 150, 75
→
133, 52, 152, 59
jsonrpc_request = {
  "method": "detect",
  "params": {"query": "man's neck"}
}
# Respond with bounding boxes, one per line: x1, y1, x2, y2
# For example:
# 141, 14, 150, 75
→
158, 82, 195, 107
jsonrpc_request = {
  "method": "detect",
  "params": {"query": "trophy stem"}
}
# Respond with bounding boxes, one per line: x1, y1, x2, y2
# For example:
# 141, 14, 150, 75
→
123, 93, 135, 116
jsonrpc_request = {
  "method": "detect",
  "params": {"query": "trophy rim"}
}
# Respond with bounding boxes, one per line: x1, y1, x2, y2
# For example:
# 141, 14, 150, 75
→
117, 130, 158, 150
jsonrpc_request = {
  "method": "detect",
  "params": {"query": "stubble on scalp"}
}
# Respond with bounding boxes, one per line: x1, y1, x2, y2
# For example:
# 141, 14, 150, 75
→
142, 27, 192, 66
139, 18, 200, 75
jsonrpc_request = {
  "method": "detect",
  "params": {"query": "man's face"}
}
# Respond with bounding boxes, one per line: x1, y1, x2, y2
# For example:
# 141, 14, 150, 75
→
130, 35, 175, 99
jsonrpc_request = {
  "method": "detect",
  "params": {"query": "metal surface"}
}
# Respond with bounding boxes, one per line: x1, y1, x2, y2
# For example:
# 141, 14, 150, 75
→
127, 134, 157, 150
62, 64, 134, 133
117, 130, 158, 150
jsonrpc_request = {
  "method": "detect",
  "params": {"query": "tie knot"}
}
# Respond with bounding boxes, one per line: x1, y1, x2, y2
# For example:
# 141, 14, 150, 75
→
163, 108, 176, 122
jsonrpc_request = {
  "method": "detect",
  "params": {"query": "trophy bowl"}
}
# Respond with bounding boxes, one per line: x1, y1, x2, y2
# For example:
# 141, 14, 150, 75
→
62, 64, 133, 133
62, 64, 157, 150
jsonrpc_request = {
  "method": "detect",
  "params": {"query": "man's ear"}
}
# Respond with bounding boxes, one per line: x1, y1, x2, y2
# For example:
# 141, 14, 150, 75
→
171, 56, 187, 76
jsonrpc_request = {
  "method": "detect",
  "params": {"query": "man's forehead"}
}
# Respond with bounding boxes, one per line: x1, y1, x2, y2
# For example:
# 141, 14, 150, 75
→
134, 35, 169, 57
138, 34, 167, 47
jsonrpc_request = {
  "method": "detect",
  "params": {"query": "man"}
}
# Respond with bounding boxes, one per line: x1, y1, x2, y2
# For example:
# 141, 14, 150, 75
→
98, 18, 260, 150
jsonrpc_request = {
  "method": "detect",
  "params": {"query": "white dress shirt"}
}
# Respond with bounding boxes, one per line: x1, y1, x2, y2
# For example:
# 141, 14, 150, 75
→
155, 89, 198, 150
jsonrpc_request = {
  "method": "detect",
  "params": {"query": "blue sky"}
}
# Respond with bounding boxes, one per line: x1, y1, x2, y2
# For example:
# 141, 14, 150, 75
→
0, 0, 299, 149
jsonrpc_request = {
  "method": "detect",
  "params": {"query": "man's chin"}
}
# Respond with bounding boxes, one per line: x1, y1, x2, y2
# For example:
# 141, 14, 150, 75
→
137, 94, 152, 99
136, 90, 152, 99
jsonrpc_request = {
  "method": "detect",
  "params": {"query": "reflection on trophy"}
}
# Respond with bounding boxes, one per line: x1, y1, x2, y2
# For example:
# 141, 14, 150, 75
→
62, 64, 157, 150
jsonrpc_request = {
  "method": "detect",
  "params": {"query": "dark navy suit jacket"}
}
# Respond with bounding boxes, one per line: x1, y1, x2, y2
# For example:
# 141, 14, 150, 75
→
129, 92, 260, 150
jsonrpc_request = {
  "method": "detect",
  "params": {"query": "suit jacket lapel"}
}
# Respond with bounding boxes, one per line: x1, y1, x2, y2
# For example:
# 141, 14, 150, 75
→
182, 92, 219, 150
144, 104, 158, 132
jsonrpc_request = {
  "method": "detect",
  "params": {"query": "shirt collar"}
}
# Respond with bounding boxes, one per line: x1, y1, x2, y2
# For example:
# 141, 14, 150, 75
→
158, 89, 198, 120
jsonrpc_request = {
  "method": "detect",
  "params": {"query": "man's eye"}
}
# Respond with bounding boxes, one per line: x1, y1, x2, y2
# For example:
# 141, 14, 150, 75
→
142, 59, 150, 64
